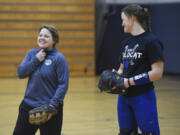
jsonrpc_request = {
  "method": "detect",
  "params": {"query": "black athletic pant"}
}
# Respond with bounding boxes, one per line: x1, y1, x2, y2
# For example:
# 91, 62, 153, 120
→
13, 100, 63, 135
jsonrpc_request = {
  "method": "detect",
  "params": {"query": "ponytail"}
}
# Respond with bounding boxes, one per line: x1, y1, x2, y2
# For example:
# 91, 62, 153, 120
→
121, 4, 151, 31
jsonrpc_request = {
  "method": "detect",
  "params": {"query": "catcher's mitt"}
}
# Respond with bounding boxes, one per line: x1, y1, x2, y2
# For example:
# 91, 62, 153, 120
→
98, 70, 127, 95
29, 104, 57, 125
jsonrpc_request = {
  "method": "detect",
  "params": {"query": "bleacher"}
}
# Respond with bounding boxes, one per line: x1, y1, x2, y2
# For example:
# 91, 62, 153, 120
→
0, 0, 95, 77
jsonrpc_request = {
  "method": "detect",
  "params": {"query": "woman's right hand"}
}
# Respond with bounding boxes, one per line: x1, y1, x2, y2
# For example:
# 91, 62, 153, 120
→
36, 49, 46, 62
112, 69, 122, 75
112, 69, 117, 73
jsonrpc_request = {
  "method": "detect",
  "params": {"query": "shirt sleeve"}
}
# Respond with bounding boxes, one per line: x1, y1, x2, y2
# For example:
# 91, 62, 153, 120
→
18, 49, 41, 78
146, 39, 164, 65
50, 54, 69, 108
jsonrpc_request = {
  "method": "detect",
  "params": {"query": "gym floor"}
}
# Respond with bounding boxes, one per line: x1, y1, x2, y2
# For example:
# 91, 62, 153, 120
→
0, 74, 180, 135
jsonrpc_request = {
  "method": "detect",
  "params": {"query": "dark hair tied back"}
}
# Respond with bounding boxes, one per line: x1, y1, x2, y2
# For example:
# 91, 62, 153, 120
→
121, 4, 151, 32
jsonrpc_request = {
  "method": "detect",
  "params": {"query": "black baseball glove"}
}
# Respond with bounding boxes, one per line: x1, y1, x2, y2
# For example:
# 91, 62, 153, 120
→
29, 104, 58, 125
98, 70, 127, 95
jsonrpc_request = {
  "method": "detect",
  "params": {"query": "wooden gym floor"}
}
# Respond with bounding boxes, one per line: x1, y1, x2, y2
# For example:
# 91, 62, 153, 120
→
0, 75, 180, 135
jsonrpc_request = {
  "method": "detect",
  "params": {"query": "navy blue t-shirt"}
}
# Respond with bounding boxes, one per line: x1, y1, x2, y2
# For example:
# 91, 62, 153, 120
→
119, 32, 164, 97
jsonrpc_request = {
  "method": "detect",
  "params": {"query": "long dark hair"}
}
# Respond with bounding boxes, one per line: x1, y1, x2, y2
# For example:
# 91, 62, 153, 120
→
39, 24, 59, 47
121, 4, 151, 32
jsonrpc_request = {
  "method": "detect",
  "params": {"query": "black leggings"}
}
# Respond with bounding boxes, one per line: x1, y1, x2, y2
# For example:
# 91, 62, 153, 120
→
13, 100, 63, 135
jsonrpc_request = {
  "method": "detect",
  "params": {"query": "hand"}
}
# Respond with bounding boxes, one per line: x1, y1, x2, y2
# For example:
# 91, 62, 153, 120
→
112, 69, 117, 73
112, 86, 117, 90
47, 114, 53, 121
112, 69, 122, 75
111, 69, 123, 90
47, 104, 56, 121
36, 49, 46, 62
124, 78, 129, 88
98, 70, 127, 95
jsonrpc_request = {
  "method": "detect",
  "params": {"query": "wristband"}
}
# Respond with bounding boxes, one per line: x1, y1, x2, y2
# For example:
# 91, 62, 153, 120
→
133, 72, 150, 85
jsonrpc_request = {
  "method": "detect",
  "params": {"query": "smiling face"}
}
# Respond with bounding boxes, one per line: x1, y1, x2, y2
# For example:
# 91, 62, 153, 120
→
37, 28, 55, 49
121, 12, 134, 33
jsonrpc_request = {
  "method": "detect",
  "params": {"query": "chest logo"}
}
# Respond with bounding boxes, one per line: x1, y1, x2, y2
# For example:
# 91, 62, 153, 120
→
123, 44, 142, 59
44, 59, 52, 66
